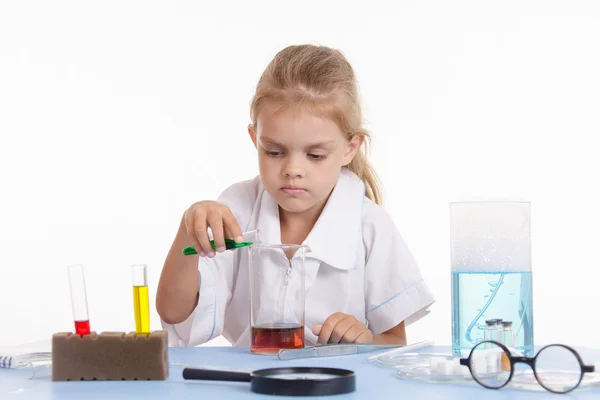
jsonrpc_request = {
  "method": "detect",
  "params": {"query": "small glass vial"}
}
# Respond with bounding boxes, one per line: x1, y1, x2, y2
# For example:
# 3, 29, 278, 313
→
484, 320, 496, 347
502, 321, 514, 347
493, 319, 503, 342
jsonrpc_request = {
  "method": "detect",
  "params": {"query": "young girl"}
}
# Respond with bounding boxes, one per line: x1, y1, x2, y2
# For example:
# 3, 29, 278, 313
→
156, 44, 435, 347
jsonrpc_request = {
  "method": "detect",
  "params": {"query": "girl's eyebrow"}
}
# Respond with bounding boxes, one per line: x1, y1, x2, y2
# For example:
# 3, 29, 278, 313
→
259, 136, 282, 145
306, 140, 336, 149
259, 136, 336, 149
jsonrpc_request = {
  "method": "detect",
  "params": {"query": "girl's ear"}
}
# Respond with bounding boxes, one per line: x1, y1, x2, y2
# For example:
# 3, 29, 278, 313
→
248, 124, 258, 148
342, 133, 365, 166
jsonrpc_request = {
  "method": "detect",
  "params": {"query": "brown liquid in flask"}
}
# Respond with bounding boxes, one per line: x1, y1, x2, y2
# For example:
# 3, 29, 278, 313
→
250, 323, 304, 354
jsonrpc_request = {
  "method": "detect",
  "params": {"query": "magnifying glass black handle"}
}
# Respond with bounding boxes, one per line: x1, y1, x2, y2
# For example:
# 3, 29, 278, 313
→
183, 368, 252, 382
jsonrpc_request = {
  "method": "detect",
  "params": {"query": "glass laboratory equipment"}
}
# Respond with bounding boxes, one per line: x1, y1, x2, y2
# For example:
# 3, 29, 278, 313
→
131, 264, 150, 334
68, 264, 91, 336
248, 243, 309, 354
502, 321, 514, 347
450, 201, 534, 356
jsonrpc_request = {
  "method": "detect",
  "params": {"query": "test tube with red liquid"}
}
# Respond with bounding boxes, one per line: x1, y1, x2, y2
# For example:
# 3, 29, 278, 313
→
68, 264, 91, 335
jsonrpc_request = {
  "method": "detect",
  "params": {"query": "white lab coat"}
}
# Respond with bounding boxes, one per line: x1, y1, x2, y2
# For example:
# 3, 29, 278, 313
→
161, 168, 436, 346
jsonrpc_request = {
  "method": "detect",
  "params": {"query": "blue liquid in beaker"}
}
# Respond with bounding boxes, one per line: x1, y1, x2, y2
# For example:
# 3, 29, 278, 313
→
452, 270, 534, 356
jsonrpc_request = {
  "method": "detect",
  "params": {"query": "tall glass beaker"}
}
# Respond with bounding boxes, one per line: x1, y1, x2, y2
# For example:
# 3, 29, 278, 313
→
450, 201, 534, 356
248, 243, 309, 354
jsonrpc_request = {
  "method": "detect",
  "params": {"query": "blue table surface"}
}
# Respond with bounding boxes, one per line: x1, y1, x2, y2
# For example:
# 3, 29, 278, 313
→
1, 345, 599, 399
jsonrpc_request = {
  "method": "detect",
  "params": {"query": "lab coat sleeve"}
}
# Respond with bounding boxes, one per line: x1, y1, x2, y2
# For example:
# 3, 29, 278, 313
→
160, 178, 259, 346
363, 204, 436, 335
161, 250, 236, 347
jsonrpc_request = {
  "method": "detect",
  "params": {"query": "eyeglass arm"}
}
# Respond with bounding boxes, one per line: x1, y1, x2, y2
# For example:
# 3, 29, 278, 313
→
582, 365, 595, 373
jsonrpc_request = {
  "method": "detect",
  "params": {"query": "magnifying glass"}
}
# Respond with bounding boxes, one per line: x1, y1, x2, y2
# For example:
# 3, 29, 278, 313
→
182, 366, 356, 396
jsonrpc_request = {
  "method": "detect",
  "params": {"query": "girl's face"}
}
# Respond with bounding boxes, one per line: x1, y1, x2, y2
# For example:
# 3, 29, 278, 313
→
249, 102, 363, 216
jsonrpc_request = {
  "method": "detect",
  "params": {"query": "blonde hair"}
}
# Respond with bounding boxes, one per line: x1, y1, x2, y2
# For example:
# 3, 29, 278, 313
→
249, 44, 383, 206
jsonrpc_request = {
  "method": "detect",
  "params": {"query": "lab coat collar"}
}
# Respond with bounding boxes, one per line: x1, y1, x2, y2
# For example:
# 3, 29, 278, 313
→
255, 168, 365, 271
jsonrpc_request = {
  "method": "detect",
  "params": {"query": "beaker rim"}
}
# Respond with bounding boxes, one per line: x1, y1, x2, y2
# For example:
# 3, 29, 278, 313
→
250, 243, 311, 251
449, 200, 531, 205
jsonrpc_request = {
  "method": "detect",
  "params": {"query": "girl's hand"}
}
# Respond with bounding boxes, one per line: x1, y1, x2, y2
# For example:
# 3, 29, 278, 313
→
183, 200, 243, 258
311, 312, 373, 344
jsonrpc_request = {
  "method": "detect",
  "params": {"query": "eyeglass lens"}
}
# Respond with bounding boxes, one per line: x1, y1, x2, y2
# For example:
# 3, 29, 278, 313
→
469, 342, 512, 389
535, 345, 582, 393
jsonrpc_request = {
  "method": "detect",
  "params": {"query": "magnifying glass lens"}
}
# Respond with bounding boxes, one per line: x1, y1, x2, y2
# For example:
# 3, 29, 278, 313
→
268, 372, 341, 380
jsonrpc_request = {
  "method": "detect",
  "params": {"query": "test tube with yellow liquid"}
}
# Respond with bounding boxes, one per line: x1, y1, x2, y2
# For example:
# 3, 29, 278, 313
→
132, 264, 150, 334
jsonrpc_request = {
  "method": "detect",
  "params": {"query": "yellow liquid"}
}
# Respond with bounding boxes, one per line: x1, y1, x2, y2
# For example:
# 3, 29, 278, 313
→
133, 285, 150, 334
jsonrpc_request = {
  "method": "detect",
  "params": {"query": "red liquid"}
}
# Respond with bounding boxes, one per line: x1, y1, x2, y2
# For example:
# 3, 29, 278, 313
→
251, 323, 304, 354
74, 320, 90, 335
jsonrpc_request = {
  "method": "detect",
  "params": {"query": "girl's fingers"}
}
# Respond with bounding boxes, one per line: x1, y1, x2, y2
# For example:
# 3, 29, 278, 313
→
207, 212, 226, 253
184, 211, 205, 257
329, 316, 356, 344
222, 209, 244, 243
317, 313, 346, 344
340, 323, 367, 343
194, 216, 214, 257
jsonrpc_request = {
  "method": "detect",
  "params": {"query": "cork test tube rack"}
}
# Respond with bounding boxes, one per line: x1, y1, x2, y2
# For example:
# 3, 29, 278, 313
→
51, 330, 169, 381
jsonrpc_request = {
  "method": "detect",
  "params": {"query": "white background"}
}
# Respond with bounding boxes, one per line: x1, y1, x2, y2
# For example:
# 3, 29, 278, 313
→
1, 1, 599, 349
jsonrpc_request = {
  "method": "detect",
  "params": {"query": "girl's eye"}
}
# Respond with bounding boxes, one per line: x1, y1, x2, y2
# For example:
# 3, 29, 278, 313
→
308, 154, 327, 160
264, 150, 282, 157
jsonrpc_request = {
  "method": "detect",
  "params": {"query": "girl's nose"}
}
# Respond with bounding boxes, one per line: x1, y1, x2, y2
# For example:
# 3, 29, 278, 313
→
283, 156, 305, 178
284, 167, 304, 178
